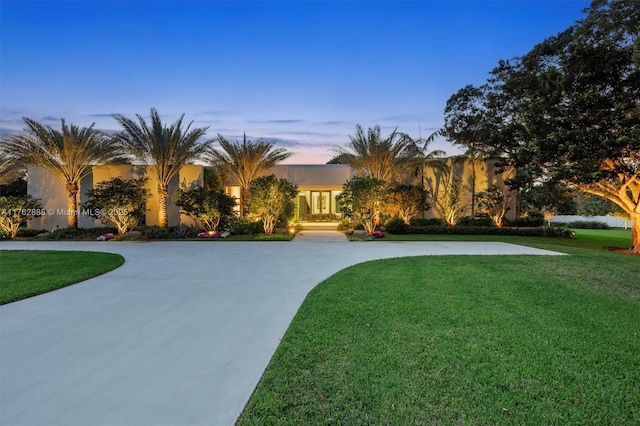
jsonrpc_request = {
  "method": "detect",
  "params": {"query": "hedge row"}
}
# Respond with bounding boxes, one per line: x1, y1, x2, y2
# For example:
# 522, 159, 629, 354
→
555, 220, 609, 229
386, 225, 574, 238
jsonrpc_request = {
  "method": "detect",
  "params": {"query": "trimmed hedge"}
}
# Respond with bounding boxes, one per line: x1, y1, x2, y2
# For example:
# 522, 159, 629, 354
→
565, 220, 609, 229
504, 216, 545, 227
411, 218, 446, 227
40, 227, 119, 240
387, 225, 574, 238
456, 216, 495, 227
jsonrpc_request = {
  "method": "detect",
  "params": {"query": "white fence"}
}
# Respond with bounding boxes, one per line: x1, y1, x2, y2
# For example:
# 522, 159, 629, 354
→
551, 215, 629, 228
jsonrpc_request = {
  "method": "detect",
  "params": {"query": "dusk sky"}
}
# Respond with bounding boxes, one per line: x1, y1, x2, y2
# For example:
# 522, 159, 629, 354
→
1, 0, 591, 164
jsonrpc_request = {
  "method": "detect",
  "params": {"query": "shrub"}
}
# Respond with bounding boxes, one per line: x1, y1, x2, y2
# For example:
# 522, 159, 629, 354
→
353, 222, 365, 231
386, 184, 428, 225
138, 226, 175, 240
337, 218, 353, 231
337, 176, 388, 234
411, 218, 446, 227
172, 223, 200, 239
456, 216, 496, 227
565, 220, 609, 229
506, 211, 545, 227
248, 175, 298, 234
386, 225, 574, 238
81, 177, 150, 235
225, 217, 264, 235
383, 217, 408, 234
0, 195, 44, 238
175, 187, 236, 231
15, 227, 48, 237
43, 227, 118, 240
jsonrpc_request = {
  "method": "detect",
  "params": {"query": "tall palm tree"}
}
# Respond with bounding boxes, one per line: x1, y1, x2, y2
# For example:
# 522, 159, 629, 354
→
414, 130, 447, 186
460, 142, 487, 217
413, 131, 447, 217
207, 134, 292, 217
334, 124, 416, 183
0, 151, 24, 186
2, 118, 123, 228
113, 108, 212, 228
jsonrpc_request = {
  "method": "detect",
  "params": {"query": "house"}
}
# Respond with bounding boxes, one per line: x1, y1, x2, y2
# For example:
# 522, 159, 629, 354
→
26, 159, 516, 230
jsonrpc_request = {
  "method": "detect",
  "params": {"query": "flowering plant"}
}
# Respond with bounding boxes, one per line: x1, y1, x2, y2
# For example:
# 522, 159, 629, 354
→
198, 230, 230, 238
96, 233, 115, 241
370, 231, 385, 238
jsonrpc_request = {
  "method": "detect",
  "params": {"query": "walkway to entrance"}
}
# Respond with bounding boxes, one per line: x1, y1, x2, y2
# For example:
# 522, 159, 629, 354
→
293, 229, 347, 242
0, 240, 564, 426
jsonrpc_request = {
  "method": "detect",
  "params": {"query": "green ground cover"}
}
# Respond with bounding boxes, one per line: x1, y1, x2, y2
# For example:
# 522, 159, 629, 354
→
376, 228, 633, 252
0, 250, 124, 304
239, 230, 640, 425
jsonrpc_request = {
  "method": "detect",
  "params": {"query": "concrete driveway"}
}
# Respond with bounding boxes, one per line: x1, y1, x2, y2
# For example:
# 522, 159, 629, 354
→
0, 235, 563, 425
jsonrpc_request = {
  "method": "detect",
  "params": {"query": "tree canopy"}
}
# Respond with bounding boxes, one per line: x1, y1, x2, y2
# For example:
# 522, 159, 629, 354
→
248, 175, 298, 234
444, 0, 640, 252
334, 124, 419, 183
208, 134, 292, 217
1, 118, 124, 228
113, 108, 212, 228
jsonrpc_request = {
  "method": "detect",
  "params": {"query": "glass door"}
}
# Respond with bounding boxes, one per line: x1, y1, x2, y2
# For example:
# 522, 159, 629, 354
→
311, 191, 331, 221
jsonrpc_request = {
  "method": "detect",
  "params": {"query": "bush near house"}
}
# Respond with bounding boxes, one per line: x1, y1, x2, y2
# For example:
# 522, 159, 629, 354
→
0, 195, 44, 239
337, 176, 388, 235
411, 218, 446, 227
248, 175, 298, 234
82, 177, 150, 235
40, 227, 119, 241
175, 186, 236, 231
456, 216, 495, 227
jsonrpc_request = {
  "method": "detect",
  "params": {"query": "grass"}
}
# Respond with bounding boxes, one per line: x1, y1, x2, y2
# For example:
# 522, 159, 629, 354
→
239, 230, 640, 425
374, 228, 634, 251
0, 250, 124, 305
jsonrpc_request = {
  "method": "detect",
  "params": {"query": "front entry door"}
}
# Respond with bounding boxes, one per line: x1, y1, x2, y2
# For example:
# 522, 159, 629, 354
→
311, 191, 332, 221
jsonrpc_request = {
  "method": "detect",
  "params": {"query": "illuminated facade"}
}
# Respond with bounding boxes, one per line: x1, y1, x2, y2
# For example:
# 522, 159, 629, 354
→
26, 159, 516, 230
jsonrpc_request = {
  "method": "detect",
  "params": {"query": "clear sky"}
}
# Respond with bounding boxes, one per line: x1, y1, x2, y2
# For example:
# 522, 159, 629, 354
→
1, 0, 591, 164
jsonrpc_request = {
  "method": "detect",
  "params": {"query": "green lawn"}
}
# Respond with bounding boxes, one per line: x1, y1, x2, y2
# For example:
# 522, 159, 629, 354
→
0, 250, 124, 305
239, 231, 640, 425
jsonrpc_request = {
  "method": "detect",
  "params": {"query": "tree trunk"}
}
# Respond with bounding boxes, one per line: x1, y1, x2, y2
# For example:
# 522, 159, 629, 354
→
470, 157, 476, 217
630, 213, 640, 255
66, 181, 79, 229
158, 185, 168, 228
240, 187, 248, 217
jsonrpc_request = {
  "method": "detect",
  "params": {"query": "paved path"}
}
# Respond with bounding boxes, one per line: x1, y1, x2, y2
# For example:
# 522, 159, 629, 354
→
0, 235, 563, 426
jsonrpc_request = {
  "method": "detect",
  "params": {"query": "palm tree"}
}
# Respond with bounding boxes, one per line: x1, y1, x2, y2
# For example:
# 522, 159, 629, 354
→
113, 108, 212, 228
461, 142, 486, 217
207, 134, 292, 217
2, 118, 123, 228
0, 151, 24, 186
413, 131, 447, 218
334, 124, 416, 183
413, 130, 447, 186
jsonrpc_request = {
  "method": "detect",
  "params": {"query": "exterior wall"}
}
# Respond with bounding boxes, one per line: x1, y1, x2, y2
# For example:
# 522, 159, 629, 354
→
266, 164, 353, 187
28, 161, 516, 229
223, 164, 354, 222
422, 158, 517, 221
27, 167, 68, 231
27, 165, 204, 230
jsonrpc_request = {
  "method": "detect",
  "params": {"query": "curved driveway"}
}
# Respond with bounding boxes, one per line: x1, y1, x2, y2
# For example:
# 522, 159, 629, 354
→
0, 234, 562, 425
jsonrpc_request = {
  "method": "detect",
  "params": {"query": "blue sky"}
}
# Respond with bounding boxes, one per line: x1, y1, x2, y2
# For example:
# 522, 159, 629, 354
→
1, 0, 591, 163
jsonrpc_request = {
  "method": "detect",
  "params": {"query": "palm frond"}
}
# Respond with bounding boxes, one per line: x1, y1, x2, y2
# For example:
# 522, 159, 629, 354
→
335, 124, 417, 182
113, 108, 213, 185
